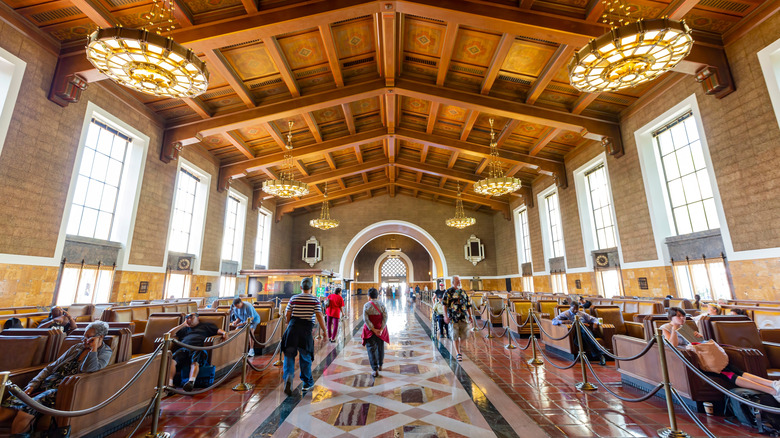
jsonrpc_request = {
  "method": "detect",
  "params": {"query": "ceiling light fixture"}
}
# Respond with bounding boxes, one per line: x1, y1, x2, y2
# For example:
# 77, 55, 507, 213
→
85, 1, 209, 98
309, 182, 339, 230
568, 0, 693, 93
262, 121, 309, 198
473, 119, 523, 197
446, 183, 476, 229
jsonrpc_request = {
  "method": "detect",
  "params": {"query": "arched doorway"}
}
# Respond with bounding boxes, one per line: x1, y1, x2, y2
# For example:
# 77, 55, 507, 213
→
339, 220, 447, 280
379, 256, 407, 294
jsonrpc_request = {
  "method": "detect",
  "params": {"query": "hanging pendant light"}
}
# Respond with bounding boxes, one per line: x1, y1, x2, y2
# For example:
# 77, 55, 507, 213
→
568, 0, 692, 93
309, 182, 339, 230
85, 0, 209, 98
262, 121, 309, 198
473, 118, 523, 197
446, 183, 476, 229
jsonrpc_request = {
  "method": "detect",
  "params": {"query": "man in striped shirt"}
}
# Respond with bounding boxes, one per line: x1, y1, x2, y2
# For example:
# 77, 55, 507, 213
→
281, 278, 327, 396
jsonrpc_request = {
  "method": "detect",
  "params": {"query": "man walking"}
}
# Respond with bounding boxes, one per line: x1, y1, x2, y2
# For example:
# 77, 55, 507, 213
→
281, 278, 328, 396
442, 275, 472, 362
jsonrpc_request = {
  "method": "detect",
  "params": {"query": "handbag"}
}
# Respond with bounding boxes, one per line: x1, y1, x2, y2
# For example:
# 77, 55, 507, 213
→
685, 340, 729, 373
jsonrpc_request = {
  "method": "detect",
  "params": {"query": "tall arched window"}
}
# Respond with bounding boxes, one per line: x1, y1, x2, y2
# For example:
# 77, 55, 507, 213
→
381, 257, 406, 277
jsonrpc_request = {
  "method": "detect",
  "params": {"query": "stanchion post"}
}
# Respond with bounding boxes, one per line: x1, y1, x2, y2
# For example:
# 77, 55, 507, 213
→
504, 305, 516, 350
0, 371, 9, 402
574, 317, 598, 391
485, 307, 495, 339
655, 329, 691, 438
146, 334, 172, 438
233, 320, 254, 392
274, 314, 285, 367
527, 309, 543, 366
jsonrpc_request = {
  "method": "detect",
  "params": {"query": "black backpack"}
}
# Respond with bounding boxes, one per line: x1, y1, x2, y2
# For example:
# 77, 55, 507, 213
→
725, 388, 780, 436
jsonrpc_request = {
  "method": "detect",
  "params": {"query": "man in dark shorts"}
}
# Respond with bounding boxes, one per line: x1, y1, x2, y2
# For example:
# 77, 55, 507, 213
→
168, 313, 227, 392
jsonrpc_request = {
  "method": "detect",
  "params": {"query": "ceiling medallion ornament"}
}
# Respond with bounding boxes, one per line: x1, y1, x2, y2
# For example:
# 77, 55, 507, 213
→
262, 121, 310, 199
309, 182, 339, 230
473, 119, 523, 197
446, 183, 476, 229
568, 0, 692, 93
85, 0, 209, 98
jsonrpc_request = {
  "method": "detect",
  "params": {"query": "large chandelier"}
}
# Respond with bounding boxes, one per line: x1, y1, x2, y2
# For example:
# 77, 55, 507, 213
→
309, 182, 339, 230
446, 184, 476, 229
568, 0, 693, 93
262, 121, 309, 198
473, 119, 523, 197
85, 1, 209, 98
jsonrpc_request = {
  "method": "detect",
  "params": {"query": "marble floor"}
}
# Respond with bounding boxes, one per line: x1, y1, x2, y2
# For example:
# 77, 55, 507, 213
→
111, 295, 767, 437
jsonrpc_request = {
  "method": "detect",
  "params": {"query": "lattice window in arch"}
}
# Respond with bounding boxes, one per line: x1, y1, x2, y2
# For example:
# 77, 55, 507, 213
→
381, 257, 406, 277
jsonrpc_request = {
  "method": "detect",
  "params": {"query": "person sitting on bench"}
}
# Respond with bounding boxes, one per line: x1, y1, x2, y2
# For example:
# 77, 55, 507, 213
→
552, 303, 606, 365
168, 313, 227, 392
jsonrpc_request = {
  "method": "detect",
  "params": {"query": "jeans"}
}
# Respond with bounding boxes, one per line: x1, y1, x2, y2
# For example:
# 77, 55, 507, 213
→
434, 315, 447, 337
365, 336, 384, 371
327, 315, 339, 339
282, 347, 314, 387
574, 327, 603, 360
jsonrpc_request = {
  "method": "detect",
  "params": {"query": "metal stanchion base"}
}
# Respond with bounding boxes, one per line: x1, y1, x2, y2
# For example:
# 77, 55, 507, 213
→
232, 383, 254, 392
485, 332, 495, 339
504, 344, 517, 350
657, 428, 691, 438
145, 433, 171, 438
575, 382, 598, 391
527, 357, 544, 365
273, 360, 283, 367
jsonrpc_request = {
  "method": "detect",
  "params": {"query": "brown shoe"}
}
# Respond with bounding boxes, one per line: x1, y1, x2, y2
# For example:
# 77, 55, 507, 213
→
372, 370, 379, 377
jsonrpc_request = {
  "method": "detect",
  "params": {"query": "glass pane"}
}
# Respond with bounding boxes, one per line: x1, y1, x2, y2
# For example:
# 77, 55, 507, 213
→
662, 154, 680, 179
688, 201, 708, 232
111, 136, 127, 161
676, 148, 695, 175
674, 265, 694, 300
674, 207, 692, 235
681, 173, 701, 203
668, 179, 686, 207
57, 268, 81, 306
77, 268, 98, 304
690, 264, 712, 300
167, 274, 187, 299
605, 228, 616, 248
594, 206, 604, 228
601, 207, 613, 227
66, 206, 83, 235
697, 170, 713, 200
94, 211, 112, 240
100, 185, 117, 212
703, 198, 720, 229
96, 128, 113, 155
79, 208, 98, 237
599, 270, 621, 298
95, 270, 113, 303
689, 140, 706, 170
72, 176, 89, 206
85, 179, 104, 209
79, 148, 95, 177
657, 131, 674, 155
85, 125, 100, 149
670, 122, 688, 149
91, 153, 109, 182
684, 117, 699, 142
707, 261, 731, 301
597, 229, 607, 249
105, 159, 123, 187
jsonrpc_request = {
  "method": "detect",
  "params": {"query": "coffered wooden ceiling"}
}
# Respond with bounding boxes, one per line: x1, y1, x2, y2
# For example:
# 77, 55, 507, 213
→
3, 0, 775, 218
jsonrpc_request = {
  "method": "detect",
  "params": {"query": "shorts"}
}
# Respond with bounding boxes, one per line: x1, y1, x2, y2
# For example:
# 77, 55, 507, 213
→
449, 321, 469, 341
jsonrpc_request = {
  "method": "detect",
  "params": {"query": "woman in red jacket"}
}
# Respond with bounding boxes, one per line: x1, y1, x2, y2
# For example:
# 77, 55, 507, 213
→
325, 287, 345, 342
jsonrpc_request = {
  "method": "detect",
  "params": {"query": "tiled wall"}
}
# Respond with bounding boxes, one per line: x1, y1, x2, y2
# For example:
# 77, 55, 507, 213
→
111, 271, 166, 302
0, 263, 59, 307
620, 266, 676, 298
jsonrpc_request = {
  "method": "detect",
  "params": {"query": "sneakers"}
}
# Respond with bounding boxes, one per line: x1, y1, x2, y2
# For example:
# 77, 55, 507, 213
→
284, 379, 293, 396
182, 380, 195, 392
247, 349, 255, 357
302, 383, 315, 392
372, 370, 379, 378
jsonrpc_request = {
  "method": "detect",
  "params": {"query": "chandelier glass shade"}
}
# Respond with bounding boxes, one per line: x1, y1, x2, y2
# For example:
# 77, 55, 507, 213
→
474, 119, 523, 197
309, 183, 339, 230
446, 186, 476, 229
568, 18, 693, 93
86, 28, 209, 98
262, 121, 309, 199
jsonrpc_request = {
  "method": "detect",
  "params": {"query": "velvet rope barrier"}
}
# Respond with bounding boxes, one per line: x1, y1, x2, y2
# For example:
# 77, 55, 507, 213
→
170, 323, 248, 351
578, 320, 658, 361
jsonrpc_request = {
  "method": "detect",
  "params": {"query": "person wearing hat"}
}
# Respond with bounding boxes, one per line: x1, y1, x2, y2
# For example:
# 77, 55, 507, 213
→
281, 277, 327, 396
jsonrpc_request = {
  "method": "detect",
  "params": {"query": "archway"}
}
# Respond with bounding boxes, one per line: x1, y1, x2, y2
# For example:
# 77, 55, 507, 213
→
373, 251, 414, 283
339, 220, 447, 280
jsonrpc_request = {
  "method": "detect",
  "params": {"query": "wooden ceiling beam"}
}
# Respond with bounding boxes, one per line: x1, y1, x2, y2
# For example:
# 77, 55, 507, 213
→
294, 160, 309, 176
481, 34, 515, 95
373, 12, 384, 77
362, 173, 369, 183
319, 24, 344, 87
475, 159, 489, 175
204, 50, 255, 108
184, 98, 212, 119
385, 93, 397, 134
584, 0, 605, 22
170, 0, 194, 26
69, 0, 114, 27
526, 44, 575, 105
529, 127, 561, 156
394, 180, 509, 214
324, 152, 337, 170
519, 0, 535, 9
571, 93, 599, 114
447, 152, 459, 169
264, 37, 301, 98
354, 145, 364, 163
336, 178, 347, 189
437, 23, 459, 86
426, 102, 440, 134
420, 144, 429, 163
396, 158, 480, 185
262, 121, 288, 152
381, 10, 396, 86
460, 110, 479, 141
224, 131, 254, 159
660, 0, 700, 20
300, 157, 387, 185
342, 103, 356, 135
239, 0, 257, 14
387, 136, 396, 164
277, 179, 389, 216
302, 112, 323, 143
496, 119, 519, 148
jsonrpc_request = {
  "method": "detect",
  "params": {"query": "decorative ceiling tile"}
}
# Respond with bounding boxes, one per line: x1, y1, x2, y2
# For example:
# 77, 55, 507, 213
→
221, 44, 278, 81
236, 124, 269, 141
401, 96, 431, 115
182, 0, 241, 14
403, 19, 445, 57
438, 105, 467, 122
554, 129, 582, 146
500, 40, 557, 78
277, 31, 327, 70
333, 19, 375, 59
450, 29, 501, 66
313, 105, 345, 124
350, 97, 380, 116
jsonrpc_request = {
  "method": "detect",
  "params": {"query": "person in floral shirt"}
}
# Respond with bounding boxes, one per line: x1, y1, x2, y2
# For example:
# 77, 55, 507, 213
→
443, 275, 472, 361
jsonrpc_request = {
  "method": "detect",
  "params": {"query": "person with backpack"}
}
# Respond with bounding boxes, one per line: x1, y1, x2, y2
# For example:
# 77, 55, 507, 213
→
325, 287, 344, 343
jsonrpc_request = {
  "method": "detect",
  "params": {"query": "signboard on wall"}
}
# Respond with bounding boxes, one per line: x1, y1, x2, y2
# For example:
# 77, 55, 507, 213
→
206, 282, 212, 292
138, 281, 149, 294
638, 277, 649, 290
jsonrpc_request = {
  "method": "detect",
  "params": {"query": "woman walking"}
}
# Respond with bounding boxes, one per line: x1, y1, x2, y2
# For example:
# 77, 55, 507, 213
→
362, 288, 389, 377
325, 287, 345, 342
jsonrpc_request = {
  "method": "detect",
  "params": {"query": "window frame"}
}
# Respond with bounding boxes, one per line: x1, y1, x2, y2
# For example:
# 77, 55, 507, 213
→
758, 37, 780, 130
0, 47, 26, 158
545, 192, 565, 259
514, 207, 532, 266
584, 164, 618, 250
254, 206, 272, 269
221, 189, 248, 265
